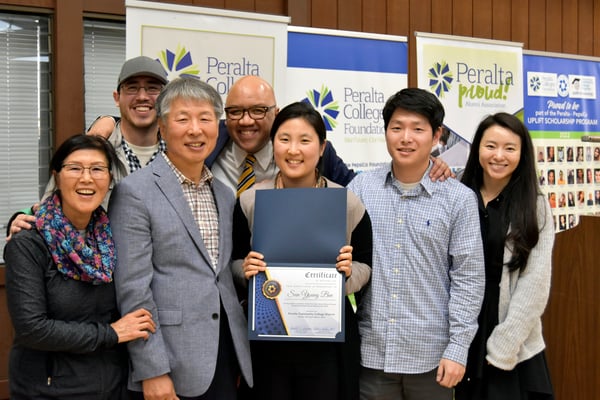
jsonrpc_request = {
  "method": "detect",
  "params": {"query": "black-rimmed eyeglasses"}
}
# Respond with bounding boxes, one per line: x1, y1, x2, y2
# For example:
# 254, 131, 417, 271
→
224, 105, 275, 121
120, 84, 163, 96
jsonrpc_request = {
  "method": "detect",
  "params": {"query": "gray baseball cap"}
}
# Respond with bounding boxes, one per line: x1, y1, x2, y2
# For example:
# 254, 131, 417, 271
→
117, 56, 168, 88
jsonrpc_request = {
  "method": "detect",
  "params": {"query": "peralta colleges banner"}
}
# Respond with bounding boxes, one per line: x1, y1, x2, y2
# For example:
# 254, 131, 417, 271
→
416, 32, 523, 168
524, 51, 600, 232
285, 27, 408, 172
125, 0, 289, 103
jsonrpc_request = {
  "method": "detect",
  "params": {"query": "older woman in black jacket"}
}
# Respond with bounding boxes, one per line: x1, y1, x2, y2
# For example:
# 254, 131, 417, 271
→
4, 134, 155, 400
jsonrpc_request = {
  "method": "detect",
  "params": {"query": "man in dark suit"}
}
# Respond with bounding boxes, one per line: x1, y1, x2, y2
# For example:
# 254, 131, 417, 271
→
109, 77, 252, 400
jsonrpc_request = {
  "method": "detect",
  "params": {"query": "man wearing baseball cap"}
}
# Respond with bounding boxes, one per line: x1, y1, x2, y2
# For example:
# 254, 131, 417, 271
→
6, 56, 168, 238
110, 55, 168, 182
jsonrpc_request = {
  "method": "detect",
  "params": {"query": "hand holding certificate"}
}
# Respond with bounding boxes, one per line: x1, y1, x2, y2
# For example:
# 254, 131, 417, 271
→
248, 188, 347, 341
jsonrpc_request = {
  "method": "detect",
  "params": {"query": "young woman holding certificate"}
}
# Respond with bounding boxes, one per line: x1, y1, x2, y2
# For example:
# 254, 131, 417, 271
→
232, 101, 372, 400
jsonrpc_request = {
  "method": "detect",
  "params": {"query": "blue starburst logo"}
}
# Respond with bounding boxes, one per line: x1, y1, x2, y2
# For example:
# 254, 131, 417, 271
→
302, 85, 339, 131
557, 74, 569, 97
428, 61, 453, 98
157, 45, 200, 81
529, 75, 541, 92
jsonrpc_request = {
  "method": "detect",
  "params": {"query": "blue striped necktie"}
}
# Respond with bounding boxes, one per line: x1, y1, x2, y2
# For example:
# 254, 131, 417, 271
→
237, 154, 256, 197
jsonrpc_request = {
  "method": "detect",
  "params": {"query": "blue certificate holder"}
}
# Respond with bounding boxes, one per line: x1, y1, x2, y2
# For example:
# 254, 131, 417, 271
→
248, 188, 347, 342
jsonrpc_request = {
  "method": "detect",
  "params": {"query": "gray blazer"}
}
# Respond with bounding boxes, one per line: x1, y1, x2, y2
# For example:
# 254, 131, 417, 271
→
109, 154, 252, 397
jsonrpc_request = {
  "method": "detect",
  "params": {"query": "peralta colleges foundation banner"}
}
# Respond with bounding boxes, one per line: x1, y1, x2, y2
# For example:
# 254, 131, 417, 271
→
125, 0, 289, 103
285, 27, 408, 172
416, 32, 523, 168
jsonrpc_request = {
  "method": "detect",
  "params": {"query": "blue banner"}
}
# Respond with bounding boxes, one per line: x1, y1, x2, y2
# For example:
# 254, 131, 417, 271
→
524, 54, 600, 134
288, 31, 407, 74
523, 53, 600, 232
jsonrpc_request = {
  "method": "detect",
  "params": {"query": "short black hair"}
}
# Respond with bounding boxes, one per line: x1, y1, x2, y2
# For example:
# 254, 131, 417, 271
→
382, 88, 445, 133
50, 134, 118, 174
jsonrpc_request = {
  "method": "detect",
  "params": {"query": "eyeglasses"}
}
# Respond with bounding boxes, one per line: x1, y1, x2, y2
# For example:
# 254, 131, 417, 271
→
61, 164, 110, 179
224, 105, 275, 121
121, 84, 163, 96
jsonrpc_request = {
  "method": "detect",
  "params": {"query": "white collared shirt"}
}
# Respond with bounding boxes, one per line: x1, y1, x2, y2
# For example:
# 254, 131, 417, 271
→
210, 140, 277, 194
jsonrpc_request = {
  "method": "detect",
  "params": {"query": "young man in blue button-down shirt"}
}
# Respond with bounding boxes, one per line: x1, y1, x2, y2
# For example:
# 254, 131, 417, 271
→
349, 88, 485, 400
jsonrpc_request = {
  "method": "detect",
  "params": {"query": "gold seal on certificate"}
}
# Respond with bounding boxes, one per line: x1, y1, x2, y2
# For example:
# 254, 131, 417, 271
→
262, 279, 282, 299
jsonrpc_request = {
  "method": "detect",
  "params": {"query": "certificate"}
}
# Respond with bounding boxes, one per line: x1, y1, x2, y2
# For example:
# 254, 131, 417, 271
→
248, 188, 347, 342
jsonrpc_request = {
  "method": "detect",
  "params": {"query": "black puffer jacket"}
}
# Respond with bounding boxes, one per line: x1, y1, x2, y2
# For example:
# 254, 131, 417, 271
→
4, 228, 129, 400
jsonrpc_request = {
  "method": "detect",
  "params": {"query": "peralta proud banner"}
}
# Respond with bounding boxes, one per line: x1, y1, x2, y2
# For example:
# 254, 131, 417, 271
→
416, 32, 523, 166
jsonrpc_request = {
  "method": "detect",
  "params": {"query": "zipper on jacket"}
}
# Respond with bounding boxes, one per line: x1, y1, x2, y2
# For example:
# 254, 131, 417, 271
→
46, 352, 53, 386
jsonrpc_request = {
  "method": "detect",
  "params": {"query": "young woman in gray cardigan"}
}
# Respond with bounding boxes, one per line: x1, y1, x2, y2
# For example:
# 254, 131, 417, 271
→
457, 113, 554, 400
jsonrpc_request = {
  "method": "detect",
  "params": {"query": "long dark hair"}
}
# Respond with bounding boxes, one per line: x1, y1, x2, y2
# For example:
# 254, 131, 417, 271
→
462, 112, 542, 272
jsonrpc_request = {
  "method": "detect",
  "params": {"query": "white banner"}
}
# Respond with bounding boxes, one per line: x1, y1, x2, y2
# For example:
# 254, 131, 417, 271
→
416, 32, 523, 167
125, 0, 289, 102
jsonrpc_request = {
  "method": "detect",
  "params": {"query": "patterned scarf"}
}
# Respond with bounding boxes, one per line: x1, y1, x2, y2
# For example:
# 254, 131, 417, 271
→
35, 192, 116, 284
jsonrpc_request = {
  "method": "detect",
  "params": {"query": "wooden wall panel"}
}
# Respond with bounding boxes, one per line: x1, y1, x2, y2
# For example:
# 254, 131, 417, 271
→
529, 0, 547, 50
561, 0, 579, 54
408, 0, 433, 86
543, 216, 600, 400
491, 0, 511, 40
254, 0, 285, 15
287, 0, 310, 26
82, 0, 125, 15
452, 0, 473, 36
362, 0, 387, 34
224, 0, 254, 12
3, 2, 600, 400
338, 0, 361, 31
0, 0, 52, 8
595, 0, 600, 55
54, 0, 85, 147
191, 0, 222, 7
472, 0, 492, 39
311, 0, 336, 29
545, 0, 562, 52
409, 0, 432, 35
431, 0, 453, 35
511, 0, 529, 47
576, 0, 594, 55
386, 0, 409, 37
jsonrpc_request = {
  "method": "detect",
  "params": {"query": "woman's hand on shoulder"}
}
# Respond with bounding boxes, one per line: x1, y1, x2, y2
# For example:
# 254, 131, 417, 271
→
111, 308, 156, 343
336, 245, 353, 278
429, 156, 454, 182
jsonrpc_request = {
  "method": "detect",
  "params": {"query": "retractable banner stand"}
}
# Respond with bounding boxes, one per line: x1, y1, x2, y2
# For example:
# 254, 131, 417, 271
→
285, 27, 408, 172
125, 0, 289, 102
524, 51, 600, 232
416, 32, 523, 170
